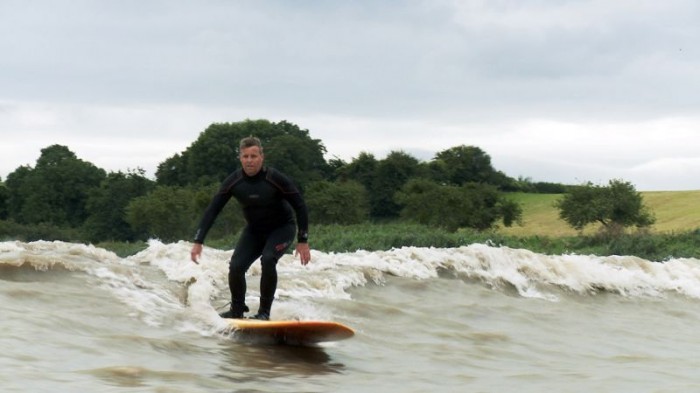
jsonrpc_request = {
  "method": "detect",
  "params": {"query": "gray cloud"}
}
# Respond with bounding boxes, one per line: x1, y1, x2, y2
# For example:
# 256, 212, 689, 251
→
1, 0, 699, 190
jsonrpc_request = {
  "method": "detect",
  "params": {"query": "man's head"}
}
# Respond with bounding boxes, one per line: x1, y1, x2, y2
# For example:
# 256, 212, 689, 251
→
239, 136, 264, 176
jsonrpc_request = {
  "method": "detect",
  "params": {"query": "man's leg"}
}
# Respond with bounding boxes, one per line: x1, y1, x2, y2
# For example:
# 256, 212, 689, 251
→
252, 223, 295, 320
221, 227, 264, 318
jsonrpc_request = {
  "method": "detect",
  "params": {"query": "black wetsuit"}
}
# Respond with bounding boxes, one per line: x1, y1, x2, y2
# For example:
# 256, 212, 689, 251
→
194, 167, 309, 316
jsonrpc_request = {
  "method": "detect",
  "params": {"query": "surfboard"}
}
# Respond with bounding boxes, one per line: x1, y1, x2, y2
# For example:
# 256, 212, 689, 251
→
224, 319, 355, 346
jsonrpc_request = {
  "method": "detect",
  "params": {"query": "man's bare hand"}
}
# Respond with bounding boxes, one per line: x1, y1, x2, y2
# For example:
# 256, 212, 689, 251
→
190, 243, 203, 264
295, 243, 311, 266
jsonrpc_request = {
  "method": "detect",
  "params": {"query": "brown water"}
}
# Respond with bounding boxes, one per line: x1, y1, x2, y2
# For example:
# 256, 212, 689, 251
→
2, 240, 700, 392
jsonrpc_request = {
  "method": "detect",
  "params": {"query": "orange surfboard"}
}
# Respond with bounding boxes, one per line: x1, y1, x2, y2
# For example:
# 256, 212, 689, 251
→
225, 319, 355, 345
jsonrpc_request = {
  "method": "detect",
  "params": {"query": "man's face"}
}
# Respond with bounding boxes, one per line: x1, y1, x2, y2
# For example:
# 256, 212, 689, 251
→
240, 146, 264, 176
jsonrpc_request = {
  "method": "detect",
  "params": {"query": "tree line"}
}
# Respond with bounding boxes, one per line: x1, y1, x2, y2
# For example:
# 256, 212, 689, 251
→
0, 119, 653, 244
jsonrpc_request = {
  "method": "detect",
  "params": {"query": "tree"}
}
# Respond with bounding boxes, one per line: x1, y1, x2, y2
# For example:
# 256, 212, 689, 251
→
433, 145, 495, 185
83, 169, 155, 242
4, 165, 32, 222
264, 133, 326, 188
0, 178, 8, 220
555, 179, 655, 233
156, 119, 329, 189
395, 179, 522, 232
370, 151, 423, 219
4, 145, 106, 227
335, 152, 378, 190
155, 152, 190, 187
324, 157, 347, 182
305, 180, 369, 225
125, 186, 199, 242
432, 145, 516, 190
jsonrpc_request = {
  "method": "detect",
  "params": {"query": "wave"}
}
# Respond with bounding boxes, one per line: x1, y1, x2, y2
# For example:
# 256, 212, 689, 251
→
3, 240, 700, 325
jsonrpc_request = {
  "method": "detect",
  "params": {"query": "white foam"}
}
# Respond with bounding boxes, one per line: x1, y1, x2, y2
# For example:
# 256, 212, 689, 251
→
5, 239, 700, 333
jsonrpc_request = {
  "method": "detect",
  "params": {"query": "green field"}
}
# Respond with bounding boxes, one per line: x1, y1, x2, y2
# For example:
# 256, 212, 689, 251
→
498, 190, 700, 237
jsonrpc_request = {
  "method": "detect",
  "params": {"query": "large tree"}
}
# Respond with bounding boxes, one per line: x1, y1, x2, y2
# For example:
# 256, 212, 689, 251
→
556, 179, 655, 233
432, 145, 516, 189
5, 145, 105, 227
156, 119, 329, 189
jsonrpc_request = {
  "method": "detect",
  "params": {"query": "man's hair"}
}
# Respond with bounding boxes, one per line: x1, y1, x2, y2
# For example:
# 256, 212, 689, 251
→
239, 136, 263, 154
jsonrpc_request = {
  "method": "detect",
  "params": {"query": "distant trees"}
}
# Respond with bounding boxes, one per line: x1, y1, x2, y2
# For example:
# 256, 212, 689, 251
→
314, 145, 525, 232
556, 179, 655, 234
3, 119, 590, 243
514, 177, 570, 194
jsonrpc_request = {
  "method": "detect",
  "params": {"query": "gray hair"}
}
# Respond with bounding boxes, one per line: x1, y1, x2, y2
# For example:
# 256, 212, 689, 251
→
239, 136, 263, 153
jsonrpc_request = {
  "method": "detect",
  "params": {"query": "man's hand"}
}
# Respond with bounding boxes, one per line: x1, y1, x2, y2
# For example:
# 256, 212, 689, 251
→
295, 243, 311, 266
190, 243, 203, 264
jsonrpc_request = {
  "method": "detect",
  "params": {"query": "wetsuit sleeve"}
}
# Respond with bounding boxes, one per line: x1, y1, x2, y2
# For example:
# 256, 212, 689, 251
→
288, 192, 309, 243
267, 169, 309, 243
193, 173, 238, 244
193, 192, 232, 244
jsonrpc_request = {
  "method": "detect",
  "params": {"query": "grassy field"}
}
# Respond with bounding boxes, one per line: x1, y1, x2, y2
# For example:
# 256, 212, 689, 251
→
498, 190, 700, 237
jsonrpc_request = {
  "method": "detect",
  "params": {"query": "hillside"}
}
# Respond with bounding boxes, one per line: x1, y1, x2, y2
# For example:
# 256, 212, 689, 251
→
498, 190, 700, 237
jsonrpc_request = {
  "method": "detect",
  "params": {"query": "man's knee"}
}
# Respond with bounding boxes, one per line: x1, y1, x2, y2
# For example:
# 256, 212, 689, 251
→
260, 254, 279, 271
229, 259, 249, 276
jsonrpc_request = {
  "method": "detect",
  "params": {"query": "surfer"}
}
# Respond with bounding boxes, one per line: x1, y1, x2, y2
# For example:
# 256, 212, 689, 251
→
190, 136, 311, 320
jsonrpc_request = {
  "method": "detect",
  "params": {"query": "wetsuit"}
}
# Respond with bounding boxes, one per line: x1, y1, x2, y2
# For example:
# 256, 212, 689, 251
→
194, 167, 309, 317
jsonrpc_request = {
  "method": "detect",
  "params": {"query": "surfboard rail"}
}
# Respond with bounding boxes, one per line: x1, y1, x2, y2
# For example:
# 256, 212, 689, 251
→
224, 319, 355, 345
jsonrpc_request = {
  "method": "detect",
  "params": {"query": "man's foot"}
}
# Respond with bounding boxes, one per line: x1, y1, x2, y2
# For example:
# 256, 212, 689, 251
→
247, 312, 270, 321
219, 304, 249, 319
219, 309, 244, 319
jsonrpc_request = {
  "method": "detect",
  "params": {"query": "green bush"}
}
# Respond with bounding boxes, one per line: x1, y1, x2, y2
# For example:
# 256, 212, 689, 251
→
0, 220, 83, 242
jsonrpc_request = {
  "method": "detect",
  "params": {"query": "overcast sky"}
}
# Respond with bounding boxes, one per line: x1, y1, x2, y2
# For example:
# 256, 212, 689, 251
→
2, 0, 699, 190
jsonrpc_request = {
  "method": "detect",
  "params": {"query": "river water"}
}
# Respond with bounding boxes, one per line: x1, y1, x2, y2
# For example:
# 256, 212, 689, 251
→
2, 240, 700, 392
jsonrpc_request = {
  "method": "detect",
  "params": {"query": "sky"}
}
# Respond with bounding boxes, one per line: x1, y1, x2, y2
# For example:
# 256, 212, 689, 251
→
1, 0, 699, 191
